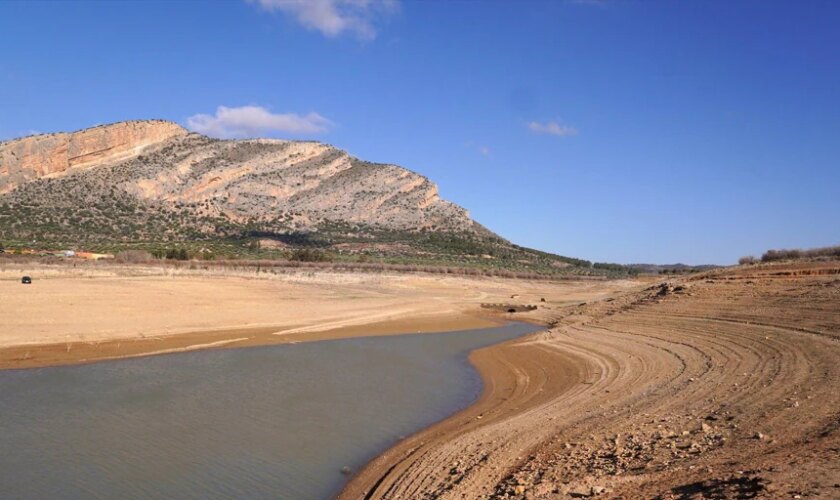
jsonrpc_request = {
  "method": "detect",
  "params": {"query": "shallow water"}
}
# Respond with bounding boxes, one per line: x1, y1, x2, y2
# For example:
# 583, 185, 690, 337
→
0, 322, 540, 499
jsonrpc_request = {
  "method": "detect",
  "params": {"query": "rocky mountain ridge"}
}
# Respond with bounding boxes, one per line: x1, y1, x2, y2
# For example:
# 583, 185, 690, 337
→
0, 120, 186, 194
0, 120, 482, 234
0, 120, 605, 275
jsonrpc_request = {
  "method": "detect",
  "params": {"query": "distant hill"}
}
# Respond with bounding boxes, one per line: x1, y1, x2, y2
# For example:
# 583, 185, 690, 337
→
0, 120, 611, 276
626, 263, 720, 274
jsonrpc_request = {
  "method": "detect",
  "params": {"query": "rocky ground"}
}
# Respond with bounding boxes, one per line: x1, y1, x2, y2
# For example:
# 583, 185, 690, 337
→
342, 261, 840, 499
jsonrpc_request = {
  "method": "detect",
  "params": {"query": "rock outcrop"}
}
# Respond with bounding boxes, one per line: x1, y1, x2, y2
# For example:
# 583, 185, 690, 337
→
0, 120, 485, 235
0, 120, 187, 193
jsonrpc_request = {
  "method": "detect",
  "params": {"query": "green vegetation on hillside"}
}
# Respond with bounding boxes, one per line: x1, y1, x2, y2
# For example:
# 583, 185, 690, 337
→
0, 132, 639, 278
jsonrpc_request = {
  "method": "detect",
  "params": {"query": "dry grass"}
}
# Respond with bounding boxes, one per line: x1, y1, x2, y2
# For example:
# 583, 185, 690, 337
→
114, 250, 154, 263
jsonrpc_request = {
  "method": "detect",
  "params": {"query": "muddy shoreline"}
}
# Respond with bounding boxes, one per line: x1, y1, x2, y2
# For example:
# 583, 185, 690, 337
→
0, 312, 512, 370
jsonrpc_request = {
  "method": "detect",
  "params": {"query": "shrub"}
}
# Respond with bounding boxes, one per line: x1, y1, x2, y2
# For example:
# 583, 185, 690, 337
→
593, 262, 626, 272
290, 248, 332, 262
761, 249, 801, 262
115, 250, 154, 263
738, 255, 758, 265
760, 245, 840, 262
155, 247, 190, 260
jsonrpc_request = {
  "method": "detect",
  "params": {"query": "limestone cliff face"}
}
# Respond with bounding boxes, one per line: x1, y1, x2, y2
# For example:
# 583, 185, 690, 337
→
117, 137, 479, 232
0, 120, 487, 235
0, 120, 187, 193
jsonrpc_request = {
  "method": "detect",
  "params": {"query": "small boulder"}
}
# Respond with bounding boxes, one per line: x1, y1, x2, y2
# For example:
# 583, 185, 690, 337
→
591, 485, 608, 495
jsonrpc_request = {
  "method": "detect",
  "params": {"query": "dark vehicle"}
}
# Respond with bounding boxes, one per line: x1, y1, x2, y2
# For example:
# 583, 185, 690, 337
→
21, 276, 32, 284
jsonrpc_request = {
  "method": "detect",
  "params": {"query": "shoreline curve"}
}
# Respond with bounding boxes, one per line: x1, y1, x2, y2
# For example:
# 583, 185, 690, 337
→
0, 311, 507, 371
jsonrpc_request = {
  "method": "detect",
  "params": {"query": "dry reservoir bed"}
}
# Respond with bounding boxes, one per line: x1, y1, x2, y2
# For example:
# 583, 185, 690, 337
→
1, 262, 838, 498
342, 262, 840, 499
0, 266, 634, 369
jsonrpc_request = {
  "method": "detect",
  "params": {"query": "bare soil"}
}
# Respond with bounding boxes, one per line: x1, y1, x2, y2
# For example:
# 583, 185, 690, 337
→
341, 261, 840, 499
0, 264, 634, 369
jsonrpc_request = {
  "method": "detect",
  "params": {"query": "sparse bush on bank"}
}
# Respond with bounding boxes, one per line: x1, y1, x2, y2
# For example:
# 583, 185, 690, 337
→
594, 262, 639, 275
761, 245, 840, 262
156, 258, 578, 281
150, 248, 190, 260
114, 250, 153, 263
290, 248, 332, 262
738, 255, 758, 265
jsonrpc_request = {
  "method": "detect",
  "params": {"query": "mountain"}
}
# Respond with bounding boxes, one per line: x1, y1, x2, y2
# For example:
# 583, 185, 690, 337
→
1, 120, 483, 233
0, 120, 599, 275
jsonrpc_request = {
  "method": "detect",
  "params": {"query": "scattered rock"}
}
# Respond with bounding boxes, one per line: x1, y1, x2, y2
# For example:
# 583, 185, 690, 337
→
568, 485, 593, 497
532, 482, 557, 495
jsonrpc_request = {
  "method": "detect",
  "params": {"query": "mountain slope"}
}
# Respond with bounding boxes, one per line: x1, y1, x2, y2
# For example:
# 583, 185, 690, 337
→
0, 120, 599, 275
0, 120, 186, 193
1, 120, 482, 233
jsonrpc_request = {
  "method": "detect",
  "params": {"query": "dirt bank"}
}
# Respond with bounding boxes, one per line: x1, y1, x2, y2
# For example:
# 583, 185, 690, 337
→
341, 261, 840, 499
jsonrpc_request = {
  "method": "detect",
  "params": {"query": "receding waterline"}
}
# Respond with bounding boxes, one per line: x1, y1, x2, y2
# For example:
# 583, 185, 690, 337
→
0, 322, 541, 499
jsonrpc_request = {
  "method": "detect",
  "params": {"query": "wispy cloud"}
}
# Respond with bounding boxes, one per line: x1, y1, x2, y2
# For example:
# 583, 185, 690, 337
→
465, 140, 492, 158
528, 120, 578, 137
250, 0, 398, 40
187, 105, 334, 139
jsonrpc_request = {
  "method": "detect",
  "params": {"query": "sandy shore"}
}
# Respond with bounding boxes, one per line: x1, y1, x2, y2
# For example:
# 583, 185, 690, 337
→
0, 263, 635, 369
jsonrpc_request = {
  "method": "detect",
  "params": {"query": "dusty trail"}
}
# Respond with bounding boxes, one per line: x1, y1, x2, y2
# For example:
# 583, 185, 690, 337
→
342, 261, 840, 499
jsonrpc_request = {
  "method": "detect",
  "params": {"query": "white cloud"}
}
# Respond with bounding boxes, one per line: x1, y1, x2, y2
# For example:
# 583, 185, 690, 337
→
528, 120, 578, 137
250, 0, 398, 39
187, 105, 334, 139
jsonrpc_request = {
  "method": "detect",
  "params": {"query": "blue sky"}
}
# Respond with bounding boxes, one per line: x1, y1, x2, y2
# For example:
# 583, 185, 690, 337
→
1, 1, 838, 264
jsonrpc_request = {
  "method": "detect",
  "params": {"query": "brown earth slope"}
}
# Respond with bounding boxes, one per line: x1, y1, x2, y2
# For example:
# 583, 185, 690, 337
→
342, 261, 840, 499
